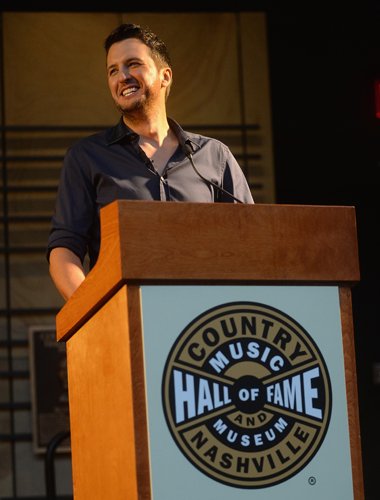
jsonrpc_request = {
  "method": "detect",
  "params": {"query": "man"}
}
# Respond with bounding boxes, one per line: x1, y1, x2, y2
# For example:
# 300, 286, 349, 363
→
48, 24, 254, 301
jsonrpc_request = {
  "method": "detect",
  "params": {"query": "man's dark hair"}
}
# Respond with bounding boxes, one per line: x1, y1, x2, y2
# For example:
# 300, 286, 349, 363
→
104, 23, 172, 71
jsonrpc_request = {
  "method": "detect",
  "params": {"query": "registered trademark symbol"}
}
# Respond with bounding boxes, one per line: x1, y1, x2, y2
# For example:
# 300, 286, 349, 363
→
309, 477, 316, 485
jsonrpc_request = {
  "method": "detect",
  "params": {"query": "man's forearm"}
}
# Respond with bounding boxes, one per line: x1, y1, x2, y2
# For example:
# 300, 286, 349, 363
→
49, 247, 86, 301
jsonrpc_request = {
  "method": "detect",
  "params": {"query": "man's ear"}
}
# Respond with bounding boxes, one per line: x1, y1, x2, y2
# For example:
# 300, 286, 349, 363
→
161, 67, 172, 89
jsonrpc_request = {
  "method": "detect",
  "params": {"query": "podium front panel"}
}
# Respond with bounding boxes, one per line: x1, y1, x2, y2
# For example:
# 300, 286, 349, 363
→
140, 285, 354, 500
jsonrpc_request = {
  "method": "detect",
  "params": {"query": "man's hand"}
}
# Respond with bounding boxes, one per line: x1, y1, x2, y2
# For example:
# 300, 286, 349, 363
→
49, 247, 86, 301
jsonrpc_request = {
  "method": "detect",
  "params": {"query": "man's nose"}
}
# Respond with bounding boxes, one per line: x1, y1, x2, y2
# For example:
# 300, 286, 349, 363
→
118, 66, 131, 82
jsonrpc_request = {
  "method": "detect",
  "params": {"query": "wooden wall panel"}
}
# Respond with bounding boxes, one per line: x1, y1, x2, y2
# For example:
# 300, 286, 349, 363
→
3, 12, 272, 128
3, 12, 121, 126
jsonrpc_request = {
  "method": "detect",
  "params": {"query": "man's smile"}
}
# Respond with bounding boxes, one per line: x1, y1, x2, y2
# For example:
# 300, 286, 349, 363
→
122, 86, 140, 97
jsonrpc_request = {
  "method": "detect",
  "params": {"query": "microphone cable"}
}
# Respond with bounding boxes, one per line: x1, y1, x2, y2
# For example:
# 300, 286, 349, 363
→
182, 143, 244, 204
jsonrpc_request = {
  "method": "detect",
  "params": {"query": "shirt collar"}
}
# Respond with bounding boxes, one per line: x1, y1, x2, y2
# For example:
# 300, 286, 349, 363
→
107, 117, 137, 145
107, 116, 201, 151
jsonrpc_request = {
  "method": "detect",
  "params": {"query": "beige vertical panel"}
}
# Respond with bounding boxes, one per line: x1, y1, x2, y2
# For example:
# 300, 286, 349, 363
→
240, 12, 276, 202
3, 12, 121, 126
122, 12, 242, 125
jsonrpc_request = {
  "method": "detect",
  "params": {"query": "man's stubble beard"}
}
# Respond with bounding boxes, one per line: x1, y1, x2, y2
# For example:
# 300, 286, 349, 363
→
115, 88, 154, 125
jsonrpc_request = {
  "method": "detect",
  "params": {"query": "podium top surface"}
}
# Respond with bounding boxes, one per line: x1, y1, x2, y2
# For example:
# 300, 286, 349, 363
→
56, 201, 360, 341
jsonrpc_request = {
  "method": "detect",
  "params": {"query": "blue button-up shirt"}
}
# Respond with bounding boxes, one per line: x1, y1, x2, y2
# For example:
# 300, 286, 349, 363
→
48, 117, 254, 268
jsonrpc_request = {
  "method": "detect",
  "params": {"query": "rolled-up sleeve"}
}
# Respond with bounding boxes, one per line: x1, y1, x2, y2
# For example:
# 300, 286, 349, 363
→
47, 147, 97, 264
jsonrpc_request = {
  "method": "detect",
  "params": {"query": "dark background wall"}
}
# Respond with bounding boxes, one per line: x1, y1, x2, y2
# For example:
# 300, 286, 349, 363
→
266, 5, 380, 498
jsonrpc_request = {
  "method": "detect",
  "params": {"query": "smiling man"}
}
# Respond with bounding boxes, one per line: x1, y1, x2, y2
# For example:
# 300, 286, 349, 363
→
47, 24, 254, 301
106, 35, 179, 173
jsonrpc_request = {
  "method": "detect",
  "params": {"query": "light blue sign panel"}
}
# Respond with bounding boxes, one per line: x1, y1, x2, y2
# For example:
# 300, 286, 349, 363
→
140, 286, 354, 500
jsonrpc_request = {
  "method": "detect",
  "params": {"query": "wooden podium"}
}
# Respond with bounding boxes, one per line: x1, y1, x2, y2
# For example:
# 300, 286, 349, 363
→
56, 200, 363, 500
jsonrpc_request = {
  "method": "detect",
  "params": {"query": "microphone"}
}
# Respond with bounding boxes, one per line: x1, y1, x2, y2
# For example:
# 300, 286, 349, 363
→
182, 143, 244, 204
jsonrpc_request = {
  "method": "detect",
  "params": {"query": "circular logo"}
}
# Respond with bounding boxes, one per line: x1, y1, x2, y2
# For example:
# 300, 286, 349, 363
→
162, 302, 332, 488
